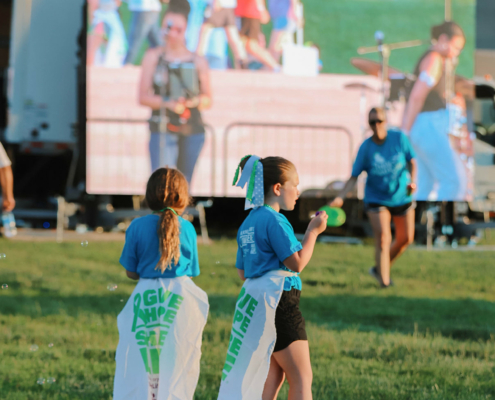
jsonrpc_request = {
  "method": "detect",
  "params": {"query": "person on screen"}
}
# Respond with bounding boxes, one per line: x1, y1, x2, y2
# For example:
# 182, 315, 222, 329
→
87, 0, 128, 68
124, 0, 165, 65
401, 21, 467, 201
138, 0, 212, 184
330, 108, 417, 288
196, 0, 249, 69
267, 0, 301, 63
186, 0, 229, 69
235, 0, 280, 71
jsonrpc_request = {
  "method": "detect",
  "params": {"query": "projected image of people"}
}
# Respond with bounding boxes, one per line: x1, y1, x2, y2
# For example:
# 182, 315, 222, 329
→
402, 21, 473, 201
138, 0, 212, 184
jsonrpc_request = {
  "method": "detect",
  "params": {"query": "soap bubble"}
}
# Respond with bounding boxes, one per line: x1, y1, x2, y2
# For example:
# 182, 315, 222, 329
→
37, 378, 45, 385
81, 241, 88, 247
30, 344, 39, 352
211, 272, 216, 275
107, 284, 118, 291
48, 343, 54, 348
215, 261, 220, 264
47, 377, 56, 384
0, 254, 6, 259
120, 299, 124, 302
1, 284, 8, 289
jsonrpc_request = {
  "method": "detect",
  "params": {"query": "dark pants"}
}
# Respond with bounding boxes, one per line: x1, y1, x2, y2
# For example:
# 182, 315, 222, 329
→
125, 11, 162, 64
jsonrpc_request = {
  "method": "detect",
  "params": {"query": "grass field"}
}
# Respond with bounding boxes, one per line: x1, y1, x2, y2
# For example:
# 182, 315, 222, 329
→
116, 0, 475, 77
1, 238, 494, 399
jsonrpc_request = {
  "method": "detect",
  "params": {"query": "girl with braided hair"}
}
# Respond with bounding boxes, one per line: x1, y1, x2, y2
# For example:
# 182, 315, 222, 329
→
114, 167, 208, 400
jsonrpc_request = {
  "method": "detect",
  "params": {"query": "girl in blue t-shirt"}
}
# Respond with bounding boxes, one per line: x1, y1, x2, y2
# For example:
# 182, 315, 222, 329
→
234, 156, 328, 400
115, 167, 207, 399
330, 107, 417, 288
120, 168, 200, 280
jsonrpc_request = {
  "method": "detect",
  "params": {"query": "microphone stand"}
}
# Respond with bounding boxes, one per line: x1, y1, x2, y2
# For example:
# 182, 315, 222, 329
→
358, 37, 424, 108
158, 25, 171, 167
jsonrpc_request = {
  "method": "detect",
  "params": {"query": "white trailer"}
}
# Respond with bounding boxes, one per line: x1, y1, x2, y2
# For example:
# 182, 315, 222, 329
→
6, 0, 84, 152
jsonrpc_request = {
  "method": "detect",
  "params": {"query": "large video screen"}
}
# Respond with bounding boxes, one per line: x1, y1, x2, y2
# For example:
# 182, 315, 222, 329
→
86, 0, 475, 201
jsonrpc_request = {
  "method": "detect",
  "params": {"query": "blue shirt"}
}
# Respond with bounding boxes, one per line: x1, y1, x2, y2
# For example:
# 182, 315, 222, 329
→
268, 0, 290, 18
352, 129, 416, 207
236, 206, 303, 291
120, 214, 200, 279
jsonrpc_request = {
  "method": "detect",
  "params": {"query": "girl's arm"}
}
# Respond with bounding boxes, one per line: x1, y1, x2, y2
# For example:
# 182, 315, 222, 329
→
329, 176, 358, 208
126, 270, 139, 280
402, 53, 442, 133
283, 212, 328, 273
187, 55, 212, 110
256, 0, 270, 24
237, 269, 246, 281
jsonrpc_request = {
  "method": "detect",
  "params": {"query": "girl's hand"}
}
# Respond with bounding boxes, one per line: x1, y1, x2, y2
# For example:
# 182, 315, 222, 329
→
164, 97, 186, 114
185, 96, 200, 109
329, 197, 344, 208
260, 10, 270, 24
307, 211, 328, 235
407, 182, 417, 195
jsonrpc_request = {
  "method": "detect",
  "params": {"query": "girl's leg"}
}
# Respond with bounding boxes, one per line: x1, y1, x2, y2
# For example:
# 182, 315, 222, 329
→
244, 37, 280, 70
262, 355, 285, 400
390, 208, 415, 264
196, 23, 214, 56
271, 340, 313, 400
409, 113, 436, 200
225, 25, 248, 67
146, 11, 162, 48
368, 210, 392, 286
268, 29, 287, 63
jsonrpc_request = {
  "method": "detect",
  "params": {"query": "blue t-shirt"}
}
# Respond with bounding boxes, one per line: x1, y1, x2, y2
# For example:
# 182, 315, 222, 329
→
351, 129, 416, 207
268, 0, 290, 19
236, 206, 303, 291
120, 214, 200, 279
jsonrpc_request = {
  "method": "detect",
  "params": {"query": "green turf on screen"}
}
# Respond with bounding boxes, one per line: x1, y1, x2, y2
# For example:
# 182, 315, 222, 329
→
1, 236, 494, 399
118, 0, 474, 77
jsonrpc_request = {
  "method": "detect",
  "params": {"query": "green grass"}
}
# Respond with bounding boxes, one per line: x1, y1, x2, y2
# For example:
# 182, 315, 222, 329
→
1, 238, 494, 399
116, 0, 475, 76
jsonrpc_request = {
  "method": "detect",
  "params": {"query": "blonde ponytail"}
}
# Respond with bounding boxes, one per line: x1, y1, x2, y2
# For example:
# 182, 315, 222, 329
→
145, 168, 190, 273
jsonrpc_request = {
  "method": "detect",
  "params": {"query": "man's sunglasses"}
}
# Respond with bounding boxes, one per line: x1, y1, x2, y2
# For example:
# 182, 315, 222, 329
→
369, 119, 384, 126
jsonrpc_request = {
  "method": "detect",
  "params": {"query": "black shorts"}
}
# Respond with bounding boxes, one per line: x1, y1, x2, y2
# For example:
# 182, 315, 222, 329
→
274, 288, 307, 352
365, 201, 416, 216
240, 17, 261, 40
205, 8, 236, 27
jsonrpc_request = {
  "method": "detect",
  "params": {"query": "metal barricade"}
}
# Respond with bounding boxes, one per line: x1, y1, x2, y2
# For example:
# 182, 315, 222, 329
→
223, 122, 354, 195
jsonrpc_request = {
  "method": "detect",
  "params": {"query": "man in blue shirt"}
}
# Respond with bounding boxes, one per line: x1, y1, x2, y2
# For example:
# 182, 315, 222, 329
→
330, 107, 417, 288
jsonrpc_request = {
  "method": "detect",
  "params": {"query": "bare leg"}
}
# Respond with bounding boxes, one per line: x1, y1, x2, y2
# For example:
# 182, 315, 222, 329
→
268, 29, 287, 63
390, 208, 415, 264
196, 23, 214, 56
87, 24, 105, 66
244, 37, 280, 70
262, 355, 285, 400
225, 25, 248, 68
368, 210, 392, 286
271, 340, 313, 400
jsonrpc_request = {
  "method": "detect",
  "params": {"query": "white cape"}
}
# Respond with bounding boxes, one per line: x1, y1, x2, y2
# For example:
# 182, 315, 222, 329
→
218, 270, 296, 400
113, 276, 209, 400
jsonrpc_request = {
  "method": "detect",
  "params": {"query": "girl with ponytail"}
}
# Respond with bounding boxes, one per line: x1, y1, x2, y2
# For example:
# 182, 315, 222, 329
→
114, 167, 208, 400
